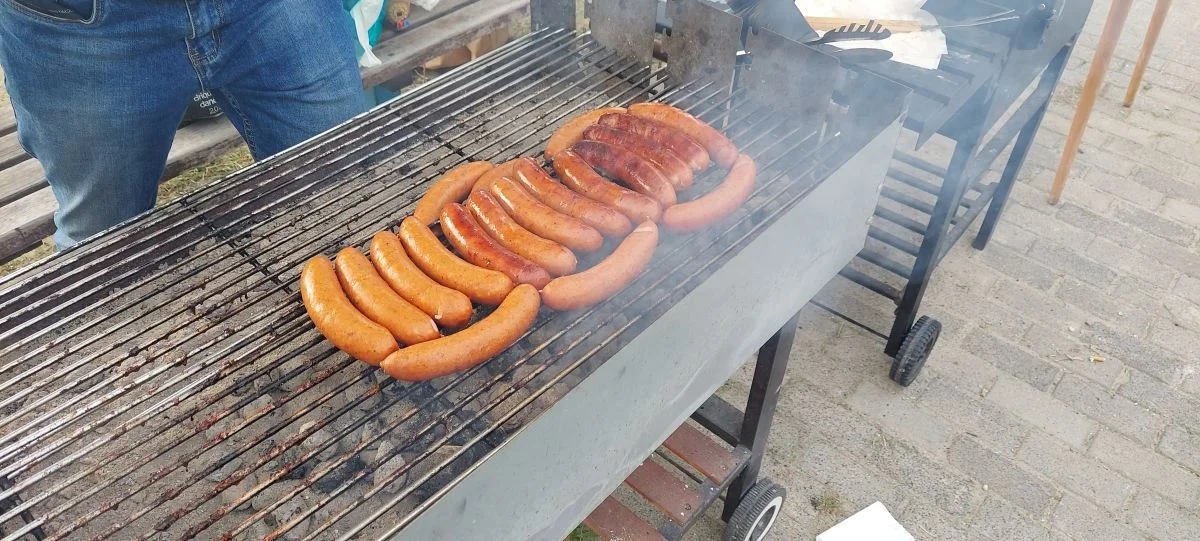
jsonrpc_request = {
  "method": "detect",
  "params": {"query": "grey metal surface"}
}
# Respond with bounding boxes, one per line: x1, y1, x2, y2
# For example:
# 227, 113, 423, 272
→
665, 0, 742, 87
589, 0, 660, 63
742, 29, 839, 128
530, 0, 576, 31
395, 117, 903, 541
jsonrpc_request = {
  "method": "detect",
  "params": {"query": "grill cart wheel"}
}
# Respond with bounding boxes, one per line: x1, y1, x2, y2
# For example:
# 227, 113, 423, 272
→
890, 316, 941, 387
722, 480, 786, 541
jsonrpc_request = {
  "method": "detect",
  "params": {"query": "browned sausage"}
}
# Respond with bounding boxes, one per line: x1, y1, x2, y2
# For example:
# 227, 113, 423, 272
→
398, 216, 515, 305
595, 113, 705, 171
628, 102, 738, 168
300, 256, 398, 365
467, 190, 578, 277
413, 161, 494, 225
662, 154, 757, 233
598, 112, 711, 171
571, 140, 677, 208
540, 221, 659, 311
381, 284, 541, 381
440, 203, 552, 289
488, 176, 605, 253
513, 158, 632, 237
334, 247, 440, 346
369, 231, 474, 328
581, 125, 694, 189
553, 149, 662, 223
471, 159, 520, 195
544, 106, 626, 160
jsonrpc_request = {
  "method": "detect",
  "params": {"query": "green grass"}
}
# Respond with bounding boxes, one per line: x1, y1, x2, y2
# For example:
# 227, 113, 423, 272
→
568, 525, 601, 540
811, 490, 844, 517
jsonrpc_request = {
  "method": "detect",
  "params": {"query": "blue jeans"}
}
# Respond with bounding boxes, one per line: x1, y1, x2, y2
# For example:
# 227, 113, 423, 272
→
0, 0, 368, 248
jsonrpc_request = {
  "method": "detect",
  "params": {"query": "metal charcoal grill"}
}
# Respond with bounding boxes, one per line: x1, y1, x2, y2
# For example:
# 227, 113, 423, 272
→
0, 2, 908, 539
656, 0, 1093, 384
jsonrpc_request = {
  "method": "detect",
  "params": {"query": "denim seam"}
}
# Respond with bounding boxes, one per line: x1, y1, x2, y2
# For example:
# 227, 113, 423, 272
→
220, 91, 259, 157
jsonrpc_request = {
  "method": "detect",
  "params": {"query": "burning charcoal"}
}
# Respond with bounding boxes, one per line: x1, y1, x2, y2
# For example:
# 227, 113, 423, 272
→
358, 417, 389, 451
372, 440, 410, 493
408, 445, 463, 498
299, 420, 347, 463
486, 384, 533, 433
250, 479, 314, 537
205, 455, 244, 484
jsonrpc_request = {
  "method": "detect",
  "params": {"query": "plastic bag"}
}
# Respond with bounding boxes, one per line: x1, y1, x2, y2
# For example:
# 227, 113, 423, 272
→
350, 0, 386, 67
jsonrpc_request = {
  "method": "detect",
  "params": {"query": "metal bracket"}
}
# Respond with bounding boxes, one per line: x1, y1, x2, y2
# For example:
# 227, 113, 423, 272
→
665, 0, 741, 87
741, 28, 839, 127
530, 0, 577, 31
589, 0, 659, 63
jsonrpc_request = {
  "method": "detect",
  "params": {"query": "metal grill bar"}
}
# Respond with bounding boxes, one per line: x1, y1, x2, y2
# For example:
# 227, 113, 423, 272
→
0, 65, 672, 532
0, 28, 569, 297
0, 28, 884, 541
0, 39, 652, 460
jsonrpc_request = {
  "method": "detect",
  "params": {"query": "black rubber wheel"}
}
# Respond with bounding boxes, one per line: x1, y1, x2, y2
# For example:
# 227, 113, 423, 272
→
890, 316, 941, 387
722, 480, 786, 541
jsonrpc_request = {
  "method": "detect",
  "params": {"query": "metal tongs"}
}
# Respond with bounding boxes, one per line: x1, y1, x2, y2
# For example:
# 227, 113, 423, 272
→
804, 10, 1020, 34
919, 9, 1020, 32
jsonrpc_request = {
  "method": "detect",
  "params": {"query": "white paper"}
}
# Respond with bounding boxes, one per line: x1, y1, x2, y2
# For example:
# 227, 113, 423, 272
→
351, 0, 385, 67
816, 502, 914, 541
412, 0, 441, 10
795, 0, 947, 69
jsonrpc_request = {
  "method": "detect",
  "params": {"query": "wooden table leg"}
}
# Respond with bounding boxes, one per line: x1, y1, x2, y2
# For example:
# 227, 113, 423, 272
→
1124, 0, 1173, 107
1048, 0, 1135, 205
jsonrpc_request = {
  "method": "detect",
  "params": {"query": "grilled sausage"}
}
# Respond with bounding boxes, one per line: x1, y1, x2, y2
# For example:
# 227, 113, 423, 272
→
488, 176, 605, 253
369, 231, 474, 328
440, 203, 552, 288
334, 247, 441, 346
553, 149, 662, 223
540, 221, 659, 311
381, 284, 541, 381
571, 140, 676, 208
513, 158, 632, 237
467, 190, 578, 276
471, 159, 520, 194
413, 161, 494, 225
662, 154, 757, 233
300, 256, 398, 365
628, 103, 738, 168
581, 125, 694, 189
398, 216, 515, 305
597, 112, 711, 171
544, 106, 626, 160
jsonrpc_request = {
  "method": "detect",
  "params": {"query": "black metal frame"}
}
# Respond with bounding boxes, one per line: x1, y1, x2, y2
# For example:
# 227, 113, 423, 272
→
656, 310, 800, 539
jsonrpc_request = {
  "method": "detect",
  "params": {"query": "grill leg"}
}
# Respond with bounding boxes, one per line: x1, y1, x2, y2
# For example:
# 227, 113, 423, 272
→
886, 90, 989, 356
974, 43, 1074, 251
721, 310, 800, 521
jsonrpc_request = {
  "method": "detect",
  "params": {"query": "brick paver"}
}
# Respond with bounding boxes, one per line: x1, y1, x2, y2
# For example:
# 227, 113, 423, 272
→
691, 0, 1200, 538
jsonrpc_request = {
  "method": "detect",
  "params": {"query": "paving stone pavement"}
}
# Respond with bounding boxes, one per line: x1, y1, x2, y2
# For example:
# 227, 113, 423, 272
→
685, 1, 1200, 539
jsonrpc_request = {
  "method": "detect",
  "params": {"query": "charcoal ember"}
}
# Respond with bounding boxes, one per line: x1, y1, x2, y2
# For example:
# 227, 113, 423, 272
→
204, 455, 244, 484
240, 394, 276, 422
486, 384, 533, 433
407, 445, 462, 498
250, 479, 314, 539
298, 420, 348, 463
314, 455, 369, 495
358, 417, 389, 451
372, 440, 410, 494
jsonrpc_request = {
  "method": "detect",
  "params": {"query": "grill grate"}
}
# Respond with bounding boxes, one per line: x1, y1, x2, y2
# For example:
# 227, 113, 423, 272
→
0, 29, 881, 540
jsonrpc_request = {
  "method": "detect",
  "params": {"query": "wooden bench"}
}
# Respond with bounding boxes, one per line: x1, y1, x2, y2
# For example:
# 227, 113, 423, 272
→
0, 0, 527, 263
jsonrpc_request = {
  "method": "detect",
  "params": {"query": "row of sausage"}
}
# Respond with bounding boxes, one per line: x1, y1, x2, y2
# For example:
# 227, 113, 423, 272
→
300, 102, 754, 382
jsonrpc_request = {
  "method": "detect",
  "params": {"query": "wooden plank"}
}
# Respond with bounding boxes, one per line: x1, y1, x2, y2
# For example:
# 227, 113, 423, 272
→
0, 133, 29, 170
662, 423, 737, 484
0, 107, 15, 137
581, 498, 666, 541
0, 159, 45, 207
362, 0, 528, 87
623, 459, 702, 525
0, 188, 55, 263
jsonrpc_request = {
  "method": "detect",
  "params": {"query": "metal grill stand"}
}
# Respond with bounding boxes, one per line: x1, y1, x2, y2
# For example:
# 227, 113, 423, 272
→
0, 0, 908, 539
771, 0, 1092, 384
